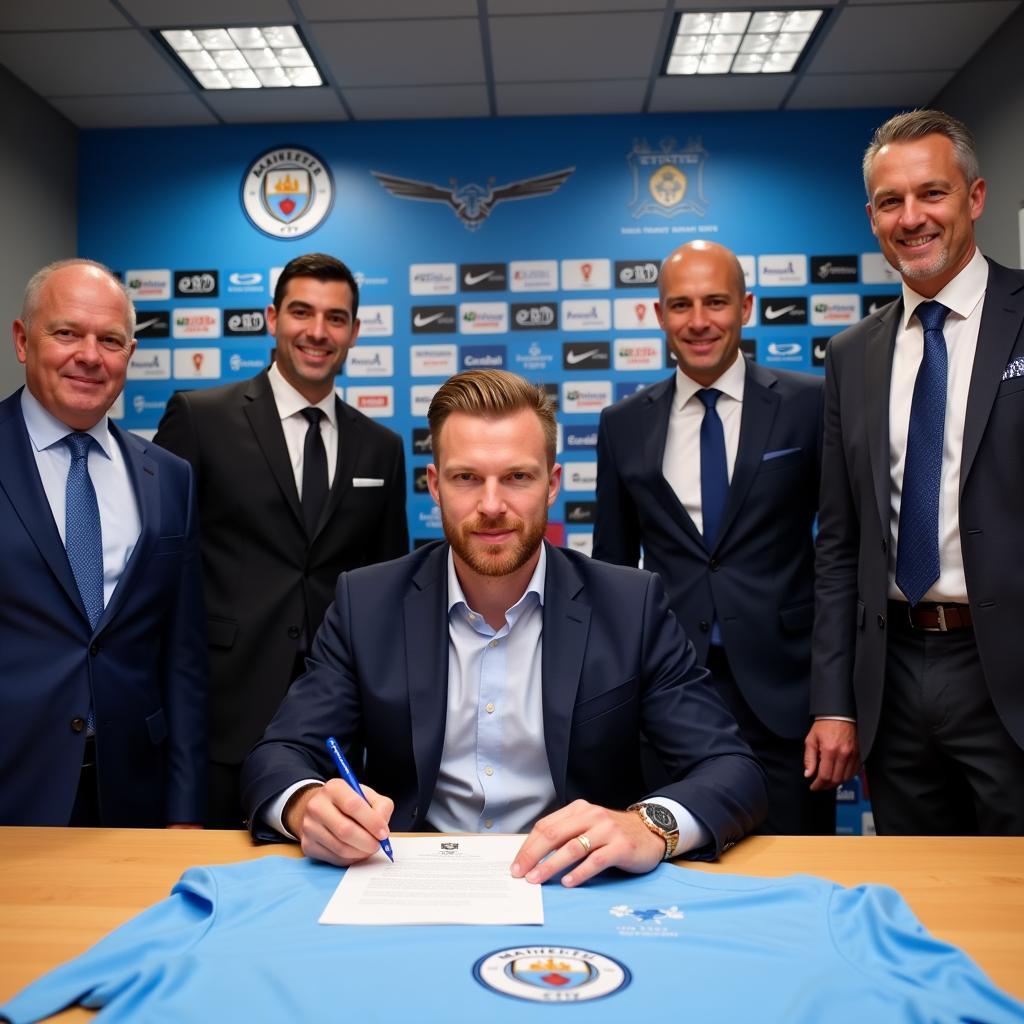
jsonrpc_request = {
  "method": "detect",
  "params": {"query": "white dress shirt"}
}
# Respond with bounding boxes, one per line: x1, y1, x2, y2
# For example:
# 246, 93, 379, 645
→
20, 387, 140, 609
887, 247, 988, 603
267, 362, 338, 493
661, 352, 747, 533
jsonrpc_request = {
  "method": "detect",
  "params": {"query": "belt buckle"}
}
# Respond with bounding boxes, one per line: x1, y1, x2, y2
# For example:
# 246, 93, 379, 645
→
908, 603, 947, 632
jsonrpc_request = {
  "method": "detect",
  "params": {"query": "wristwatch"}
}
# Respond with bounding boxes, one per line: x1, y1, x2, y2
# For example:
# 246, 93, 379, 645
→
628, 802, 680, 860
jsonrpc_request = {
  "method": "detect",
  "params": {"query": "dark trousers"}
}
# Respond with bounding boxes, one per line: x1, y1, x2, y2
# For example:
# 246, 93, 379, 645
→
868, 611, 1024, 836
69, 739, 100, 827
707, 646, 835, 836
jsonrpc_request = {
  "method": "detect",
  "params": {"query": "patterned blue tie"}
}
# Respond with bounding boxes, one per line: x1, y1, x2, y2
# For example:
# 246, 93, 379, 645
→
698, 389, 728, 645
64, 432, 104, 630
895, 301, 950, 607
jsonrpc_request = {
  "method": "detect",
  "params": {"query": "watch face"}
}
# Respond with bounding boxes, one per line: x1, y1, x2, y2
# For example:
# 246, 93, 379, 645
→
647, 804, 676, 831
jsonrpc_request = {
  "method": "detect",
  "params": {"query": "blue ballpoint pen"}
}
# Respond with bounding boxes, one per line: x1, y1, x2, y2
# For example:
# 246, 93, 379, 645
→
325, 736, 395, 863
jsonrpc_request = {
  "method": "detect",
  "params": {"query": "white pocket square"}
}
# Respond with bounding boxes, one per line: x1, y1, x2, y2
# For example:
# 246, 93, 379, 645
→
352, 477, 385, 487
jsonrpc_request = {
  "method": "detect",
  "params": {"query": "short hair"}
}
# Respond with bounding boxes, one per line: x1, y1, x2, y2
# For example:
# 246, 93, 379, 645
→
863, 109, 980, 196
428, 370, 557, 467
272, 252, 360, 317
21, 258, 136, 336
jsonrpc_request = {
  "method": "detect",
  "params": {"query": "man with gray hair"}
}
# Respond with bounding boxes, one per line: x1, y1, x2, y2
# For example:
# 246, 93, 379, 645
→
0, 258, 207, 827
808, 110, 1024, 834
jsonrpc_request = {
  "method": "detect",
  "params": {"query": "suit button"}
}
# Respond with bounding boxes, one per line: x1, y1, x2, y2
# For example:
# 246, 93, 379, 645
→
89, 643, 100, 656
70, 717, 86, 733
287, 626, 300, 639
709, 558, 720, 572
877, 614, 886, 629
699, 620, 710, 633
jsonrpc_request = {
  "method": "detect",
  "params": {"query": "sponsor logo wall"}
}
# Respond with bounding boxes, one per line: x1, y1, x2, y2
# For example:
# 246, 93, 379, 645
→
79, 109, 894, 578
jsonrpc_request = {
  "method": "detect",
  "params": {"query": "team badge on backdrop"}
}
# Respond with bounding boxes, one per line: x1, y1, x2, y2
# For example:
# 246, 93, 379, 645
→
371, 167, 574, 231
474, 947, 629, 1003
627, 137, 709, 218
241, 146, 334, 238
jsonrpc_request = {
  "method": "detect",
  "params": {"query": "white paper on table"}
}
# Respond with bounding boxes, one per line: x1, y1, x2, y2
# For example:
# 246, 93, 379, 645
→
318, 834, 544, 926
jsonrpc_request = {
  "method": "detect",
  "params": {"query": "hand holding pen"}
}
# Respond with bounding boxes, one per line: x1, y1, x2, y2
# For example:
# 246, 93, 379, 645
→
325, 737, 395, 862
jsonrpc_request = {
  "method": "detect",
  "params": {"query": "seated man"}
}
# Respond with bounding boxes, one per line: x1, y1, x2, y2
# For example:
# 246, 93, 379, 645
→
242, 370, 766, 884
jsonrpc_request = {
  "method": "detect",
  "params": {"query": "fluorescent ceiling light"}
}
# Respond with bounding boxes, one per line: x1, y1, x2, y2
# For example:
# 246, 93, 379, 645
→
665, 9, 823, 75
158, 26, 323, 89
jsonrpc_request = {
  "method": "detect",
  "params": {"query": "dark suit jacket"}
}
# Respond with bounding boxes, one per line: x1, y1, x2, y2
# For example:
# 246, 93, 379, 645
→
593, 361, 823, 739
0, 389, 207, 826
242, 541, 767, 858
812, 258, 1024, 758
154, 370, 408, 764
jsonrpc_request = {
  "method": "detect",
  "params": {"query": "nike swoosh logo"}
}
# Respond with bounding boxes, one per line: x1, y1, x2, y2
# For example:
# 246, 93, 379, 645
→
135, 317, 166, 332
566, 348, 602, 365
868, 302, 887, 315
814, 345, 827, 360
464, 271, 495, 286
764, 305, 798, 320
414, 313, 444, 327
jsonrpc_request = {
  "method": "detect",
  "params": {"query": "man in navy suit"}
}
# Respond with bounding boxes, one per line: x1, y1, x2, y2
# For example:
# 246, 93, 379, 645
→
593, 241, 833, 835
809, 110, 1024, 834
0, 259, 206, 827
243, 370, 765, 882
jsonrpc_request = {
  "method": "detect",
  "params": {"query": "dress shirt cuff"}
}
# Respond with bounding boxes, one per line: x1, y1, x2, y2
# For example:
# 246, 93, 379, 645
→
263, 779, 323, 840
814, 715, 857, 723
645, 796, 709, 858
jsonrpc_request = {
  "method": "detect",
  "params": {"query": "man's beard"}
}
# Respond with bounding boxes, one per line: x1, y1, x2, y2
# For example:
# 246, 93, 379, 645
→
893, 239, 949, 282
442, 508, 547, 578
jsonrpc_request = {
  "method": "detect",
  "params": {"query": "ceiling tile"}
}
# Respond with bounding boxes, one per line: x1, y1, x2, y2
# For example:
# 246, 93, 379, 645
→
49, 93, 218, 128
0, 0, 128, 30
490, 12, 664, 81
300, 0, 477, 18
808, 1, 1019, 74
496, 79, 647, 116
311, 18, 485, 86
0, 30, 188, 96
673, 0, 838, 7
490, 0, 663, 12
204, 87, 349, 123
121, 0, 296, 28
787, 70, 954, 109
649, 74, 795, 111
344, 84, 489, 120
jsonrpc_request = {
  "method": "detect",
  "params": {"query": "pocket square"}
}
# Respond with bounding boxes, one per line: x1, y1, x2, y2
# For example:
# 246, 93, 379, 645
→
352, 477, 385, 487
1002, 357, 1024, 381
762, 447, 801, 461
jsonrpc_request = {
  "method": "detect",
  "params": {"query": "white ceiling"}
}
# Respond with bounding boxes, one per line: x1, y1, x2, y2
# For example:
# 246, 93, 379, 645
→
0, 0, 1018, 127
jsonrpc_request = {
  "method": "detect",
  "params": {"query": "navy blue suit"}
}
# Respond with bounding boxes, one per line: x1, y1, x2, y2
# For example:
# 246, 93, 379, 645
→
0, 390, 207, 826
242, 541, 767, 857
594, 360, 829, 833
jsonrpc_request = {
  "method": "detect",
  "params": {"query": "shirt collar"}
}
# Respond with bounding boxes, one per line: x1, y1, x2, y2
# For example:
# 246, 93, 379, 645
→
20, 386, 115, 459
901, 246, 988, 329
267, 362, 338, 428
446, 541, 547, 619
672, 349, 747, 411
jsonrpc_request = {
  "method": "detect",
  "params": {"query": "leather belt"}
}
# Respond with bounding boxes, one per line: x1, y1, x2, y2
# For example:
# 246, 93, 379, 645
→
892, 601, 972, 632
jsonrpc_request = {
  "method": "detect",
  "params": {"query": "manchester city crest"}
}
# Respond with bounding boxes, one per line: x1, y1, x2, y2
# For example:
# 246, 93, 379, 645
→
241, 146, 334, 238
474, 946, 629, 1003
627, 137, 709, 218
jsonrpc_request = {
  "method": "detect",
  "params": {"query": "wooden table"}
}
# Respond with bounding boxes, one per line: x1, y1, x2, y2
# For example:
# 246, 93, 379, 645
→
1, 829, 1022, 1020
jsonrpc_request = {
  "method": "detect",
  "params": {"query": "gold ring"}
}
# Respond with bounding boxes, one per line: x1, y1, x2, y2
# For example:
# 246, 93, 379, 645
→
576, 834, 592, 854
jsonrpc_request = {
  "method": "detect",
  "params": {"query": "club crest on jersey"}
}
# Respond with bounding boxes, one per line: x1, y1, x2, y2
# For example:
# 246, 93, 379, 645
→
473, 947, 629, 1003
241, 146, 334, 239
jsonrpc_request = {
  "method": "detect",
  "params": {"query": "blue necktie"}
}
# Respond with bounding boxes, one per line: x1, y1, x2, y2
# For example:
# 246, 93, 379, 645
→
895, 300, 950, 607
698, 389, 728, 645
64, 432, 104, 630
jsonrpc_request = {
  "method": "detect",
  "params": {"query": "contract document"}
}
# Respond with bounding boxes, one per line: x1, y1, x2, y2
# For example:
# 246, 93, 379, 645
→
319, 834, 544, 926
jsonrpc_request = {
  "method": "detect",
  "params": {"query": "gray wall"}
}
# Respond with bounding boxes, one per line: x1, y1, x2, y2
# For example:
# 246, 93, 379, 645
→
0, 65, 78, 396
934, 3, 1024, 268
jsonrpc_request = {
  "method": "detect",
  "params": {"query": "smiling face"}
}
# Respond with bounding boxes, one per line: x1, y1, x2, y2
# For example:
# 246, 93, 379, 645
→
266, 276, 360, 403
865, 133, 986, 298
13, 264, 136, 430
426, 408, 560, 584
655, 242, 753, 388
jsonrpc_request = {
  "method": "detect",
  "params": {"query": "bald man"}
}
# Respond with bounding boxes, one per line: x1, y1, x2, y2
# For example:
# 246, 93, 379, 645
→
594, 242, 833, 834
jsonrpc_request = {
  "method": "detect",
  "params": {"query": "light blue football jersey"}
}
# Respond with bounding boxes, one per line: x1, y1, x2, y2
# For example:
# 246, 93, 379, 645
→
3, 854, 1022, 1022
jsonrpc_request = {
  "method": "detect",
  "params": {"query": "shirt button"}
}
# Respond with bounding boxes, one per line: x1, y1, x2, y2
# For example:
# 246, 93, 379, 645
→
485, 766, 494, 776
484, 819, 493, 829
488, 638, 498, 648
468, 613, 478, 621
485, 702, 495, 714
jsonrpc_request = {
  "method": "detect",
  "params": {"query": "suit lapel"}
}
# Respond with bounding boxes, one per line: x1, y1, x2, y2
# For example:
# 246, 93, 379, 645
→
242, 372, 304, 530
540, 545, 590, 804
715, 360, 779, 548
864, 301, 901, 539
961, 260, 1024, 493
0, 391, 84, 620
404, 545, 451, 818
